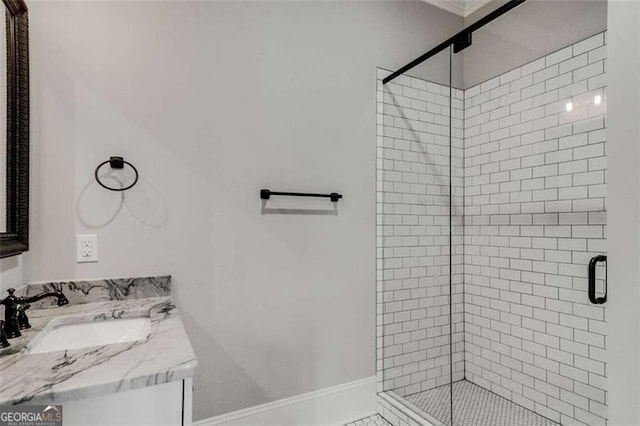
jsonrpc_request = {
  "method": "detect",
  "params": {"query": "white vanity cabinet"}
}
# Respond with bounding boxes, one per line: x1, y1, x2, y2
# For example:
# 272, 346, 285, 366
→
62, 378, 193, 426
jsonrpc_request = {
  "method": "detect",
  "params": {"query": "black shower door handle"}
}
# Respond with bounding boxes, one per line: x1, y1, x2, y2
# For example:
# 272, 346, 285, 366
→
588, 255, 607, 305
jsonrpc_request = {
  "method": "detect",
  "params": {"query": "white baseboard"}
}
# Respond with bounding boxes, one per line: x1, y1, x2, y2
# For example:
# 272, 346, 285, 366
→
194, 376, 377, 426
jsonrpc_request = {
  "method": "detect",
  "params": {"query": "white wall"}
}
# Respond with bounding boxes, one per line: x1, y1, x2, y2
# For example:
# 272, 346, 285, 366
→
24, 0, 462, 420
606, 1, 640, 425
0, 255, 23, 294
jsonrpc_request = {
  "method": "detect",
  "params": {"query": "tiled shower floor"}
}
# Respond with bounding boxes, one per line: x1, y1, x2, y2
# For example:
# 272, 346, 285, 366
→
404, 380, 559, 426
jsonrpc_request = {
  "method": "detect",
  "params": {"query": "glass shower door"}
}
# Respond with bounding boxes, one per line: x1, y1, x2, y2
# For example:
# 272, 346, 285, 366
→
377, 46, 461, 426
450, 5, 608, 425
378, 2, 608, 425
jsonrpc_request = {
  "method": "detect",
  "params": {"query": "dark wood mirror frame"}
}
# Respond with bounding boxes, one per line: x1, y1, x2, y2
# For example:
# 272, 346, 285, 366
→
0, 0, 28, 258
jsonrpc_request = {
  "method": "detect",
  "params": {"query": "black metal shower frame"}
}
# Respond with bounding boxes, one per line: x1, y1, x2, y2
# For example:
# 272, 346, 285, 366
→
382, 0, 528, 85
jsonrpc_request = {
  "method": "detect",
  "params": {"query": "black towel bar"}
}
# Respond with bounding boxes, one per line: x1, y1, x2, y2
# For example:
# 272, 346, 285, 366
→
260, 189, 342, 202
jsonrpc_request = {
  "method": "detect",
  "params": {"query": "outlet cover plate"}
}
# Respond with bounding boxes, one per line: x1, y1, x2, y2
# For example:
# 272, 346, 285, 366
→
76, 234, 98, 263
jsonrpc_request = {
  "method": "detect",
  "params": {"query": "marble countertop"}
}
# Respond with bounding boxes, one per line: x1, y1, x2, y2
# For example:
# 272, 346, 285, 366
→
0, 284, 197, 405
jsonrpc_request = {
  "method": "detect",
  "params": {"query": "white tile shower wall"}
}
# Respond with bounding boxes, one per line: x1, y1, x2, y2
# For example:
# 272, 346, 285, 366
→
463, 33, 607, 426
376, 69, 465, 397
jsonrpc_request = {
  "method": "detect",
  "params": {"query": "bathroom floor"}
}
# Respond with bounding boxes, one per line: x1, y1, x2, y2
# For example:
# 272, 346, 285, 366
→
345, 414, 391, 426
405, 380, 559, 426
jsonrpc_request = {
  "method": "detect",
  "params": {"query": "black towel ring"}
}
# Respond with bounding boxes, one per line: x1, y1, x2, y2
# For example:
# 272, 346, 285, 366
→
94, 156, 139, 192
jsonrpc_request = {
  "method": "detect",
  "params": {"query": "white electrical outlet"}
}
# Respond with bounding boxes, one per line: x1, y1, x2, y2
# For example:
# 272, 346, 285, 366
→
76, 234, 98, 263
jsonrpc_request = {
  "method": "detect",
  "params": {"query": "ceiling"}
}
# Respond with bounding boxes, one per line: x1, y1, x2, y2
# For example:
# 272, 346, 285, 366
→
421, 0, 493, 17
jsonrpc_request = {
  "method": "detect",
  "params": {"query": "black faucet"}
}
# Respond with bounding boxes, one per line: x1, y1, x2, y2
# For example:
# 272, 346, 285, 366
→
1, 288, 69, 339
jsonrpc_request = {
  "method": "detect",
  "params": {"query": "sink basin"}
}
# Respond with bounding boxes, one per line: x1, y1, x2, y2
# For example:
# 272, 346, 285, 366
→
28, 317, 151, 354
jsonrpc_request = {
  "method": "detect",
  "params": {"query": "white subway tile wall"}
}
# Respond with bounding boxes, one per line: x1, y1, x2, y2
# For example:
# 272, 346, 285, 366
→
376, 69, 465, 397
463, 32, 607, 426
376, 31, 607, 426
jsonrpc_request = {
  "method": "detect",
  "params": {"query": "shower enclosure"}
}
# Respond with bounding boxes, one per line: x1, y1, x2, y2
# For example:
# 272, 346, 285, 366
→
376, 2, 607, 425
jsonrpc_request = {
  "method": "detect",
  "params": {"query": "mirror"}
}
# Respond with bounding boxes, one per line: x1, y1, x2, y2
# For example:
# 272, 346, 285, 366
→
0, 10, 4, 233
0, 0, 28, 258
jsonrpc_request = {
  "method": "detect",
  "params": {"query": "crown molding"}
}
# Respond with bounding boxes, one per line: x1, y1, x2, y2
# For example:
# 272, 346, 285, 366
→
422, 0, 466, 16
422, 0, 493, 17
464, 0, 494, 17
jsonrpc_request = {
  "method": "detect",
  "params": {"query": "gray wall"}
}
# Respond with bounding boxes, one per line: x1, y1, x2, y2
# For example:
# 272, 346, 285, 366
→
462, 0, 607, 88
607, 2, 640, 424
0, 256, 22, 294
25, 0, 462, 420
